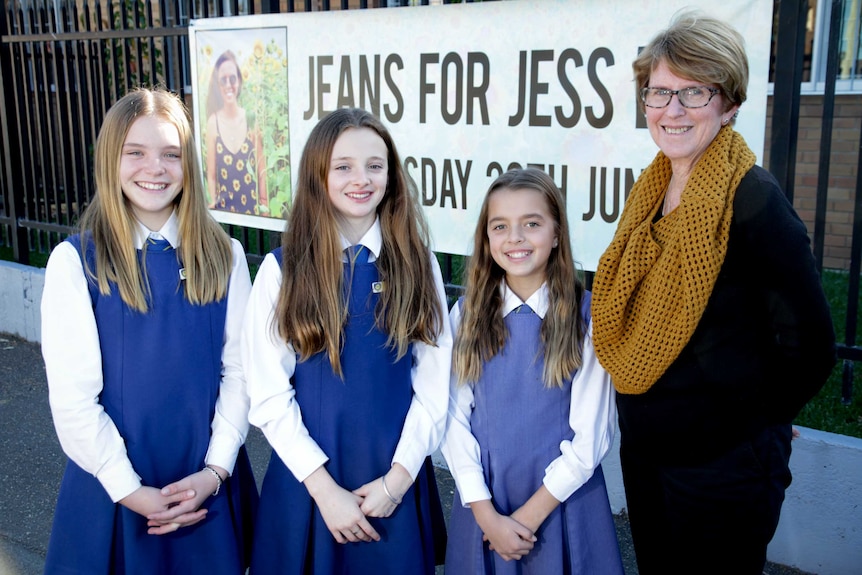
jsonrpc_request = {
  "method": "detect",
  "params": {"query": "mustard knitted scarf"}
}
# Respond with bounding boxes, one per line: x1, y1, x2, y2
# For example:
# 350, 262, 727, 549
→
592, 126, 756, 395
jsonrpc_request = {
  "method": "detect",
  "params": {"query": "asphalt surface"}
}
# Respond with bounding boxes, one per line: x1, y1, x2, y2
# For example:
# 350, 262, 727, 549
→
0, 332, 810, 575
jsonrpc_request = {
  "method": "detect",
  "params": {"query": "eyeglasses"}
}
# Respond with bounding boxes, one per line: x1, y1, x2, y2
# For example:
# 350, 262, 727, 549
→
640, 86, 721, 109
219, 74, 238, 87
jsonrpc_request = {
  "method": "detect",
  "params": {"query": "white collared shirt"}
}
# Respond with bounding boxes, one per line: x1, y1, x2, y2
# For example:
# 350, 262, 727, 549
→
41, 211, 252, 502
440, 281, 617, 504
242, 218, 453, 482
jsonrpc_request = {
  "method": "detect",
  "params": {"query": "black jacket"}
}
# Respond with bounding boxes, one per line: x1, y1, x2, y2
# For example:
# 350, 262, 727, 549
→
616, 165, 837, 465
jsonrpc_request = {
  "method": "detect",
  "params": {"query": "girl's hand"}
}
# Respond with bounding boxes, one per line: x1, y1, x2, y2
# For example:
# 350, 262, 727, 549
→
510, 484, 561, 536
471, 500, 536, 561
145, 467, 226, 534
119, 485, 202, 535
354, 464, 411, 518
304, 466, 380, 544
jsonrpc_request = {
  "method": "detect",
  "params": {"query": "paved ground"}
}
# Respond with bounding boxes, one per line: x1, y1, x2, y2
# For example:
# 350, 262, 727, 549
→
0, 333, 811, 574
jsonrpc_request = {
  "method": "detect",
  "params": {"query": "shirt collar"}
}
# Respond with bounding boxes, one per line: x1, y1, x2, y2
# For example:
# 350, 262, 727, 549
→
500, 281, 549, 319
339, 217, 382, 262
133, 210, 180, 249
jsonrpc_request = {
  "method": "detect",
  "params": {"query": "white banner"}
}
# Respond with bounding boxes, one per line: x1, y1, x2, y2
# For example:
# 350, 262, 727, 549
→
189, 0, 772, 270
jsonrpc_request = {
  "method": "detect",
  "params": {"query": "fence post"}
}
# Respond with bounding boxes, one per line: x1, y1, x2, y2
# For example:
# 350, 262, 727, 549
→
769, 0, 807, 203
813, 0, 843, 275
0, 3, 29, 265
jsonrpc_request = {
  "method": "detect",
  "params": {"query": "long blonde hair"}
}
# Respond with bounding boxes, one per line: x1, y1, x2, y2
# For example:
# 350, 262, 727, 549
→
453, 168, 587, 388
275, 108, 443, 376
78, 87, 233, 312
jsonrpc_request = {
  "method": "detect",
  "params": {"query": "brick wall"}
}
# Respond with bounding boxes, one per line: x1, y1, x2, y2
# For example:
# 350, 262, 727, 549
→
765, 94, 862, 270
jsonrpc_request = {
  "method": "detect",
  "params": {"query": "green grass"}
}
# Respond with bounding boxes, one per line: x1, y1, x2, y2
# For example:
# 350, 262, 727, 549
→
794, 270, 862, 438
3, 242, 860, 438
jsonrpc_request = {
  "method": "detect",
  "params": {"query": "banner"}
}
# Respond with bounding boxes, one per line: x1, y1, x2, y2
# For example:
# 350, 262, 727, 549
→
189, 0, 772, 270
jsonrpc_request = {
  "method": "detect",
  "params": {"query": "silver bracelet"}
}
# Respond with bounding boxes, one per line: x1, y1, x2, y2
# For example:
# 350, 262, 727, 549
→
381, 474, 402, 505
203, 465, 224, 497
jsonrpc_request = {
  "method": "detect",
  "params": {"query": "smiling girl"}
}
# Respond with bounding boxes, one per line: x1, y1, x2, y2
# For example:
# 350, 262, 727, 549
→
441, 169, 623, 574
41, 88, 257, 574
242, 107, 451, 574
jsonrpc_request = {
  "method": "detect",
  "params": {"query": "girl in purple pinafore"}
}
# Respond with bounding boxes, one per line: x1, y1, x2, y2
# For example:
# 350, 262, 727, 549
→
441, 168, 624, 575
242, 107, 451, 575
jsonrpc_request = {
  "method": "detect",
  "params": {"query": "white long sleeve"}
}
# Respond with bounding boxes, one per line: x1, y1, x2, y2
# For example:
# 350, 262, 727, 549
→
42, 241, 140, 503
205, 239, 253, 475
441, 286, 616, 506
542, 321, 616, 502
391, 252, 452, 478
241, 252, 329, 482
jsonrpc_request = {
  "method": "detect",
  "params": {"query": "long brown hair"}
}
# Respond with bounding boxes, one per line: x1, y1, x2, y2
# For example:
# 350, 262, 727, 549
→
453, 168, 587, 388
79, 87, 233, 312
275, 108, 443, 376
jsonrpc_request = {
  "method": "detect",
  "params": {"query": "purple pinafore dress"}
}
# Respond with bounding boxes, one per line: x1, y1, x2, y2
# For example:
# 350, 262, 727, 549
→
44, 234, 258, 575
445, 293, 624, 575
250, 246, 445, 575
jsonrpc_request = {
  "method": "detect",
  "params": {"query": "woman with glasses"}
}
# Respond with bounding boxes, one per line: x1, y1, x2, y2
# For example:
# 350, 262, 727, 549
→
591, 12, 835, 575
205, 50, 268, 215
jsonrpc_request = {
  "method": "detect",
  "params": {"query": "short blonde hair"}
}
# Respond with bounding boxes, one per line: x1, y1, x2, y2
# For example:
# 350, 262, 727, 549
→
633, 12, 748, 111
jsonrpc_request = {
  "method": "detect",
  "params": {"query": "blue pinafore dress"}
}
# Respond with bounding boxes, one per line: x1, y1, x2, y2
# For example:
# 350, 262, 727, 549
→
445, 293, 624, 575
250, 247, 445, 575
44, 235, 258, 575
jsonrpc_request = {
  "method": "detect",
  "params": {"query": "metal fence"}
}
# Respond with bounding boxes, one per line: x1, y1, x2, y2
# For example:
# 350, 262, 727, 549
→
0, 0, 859, 399
0, 0, 420, 269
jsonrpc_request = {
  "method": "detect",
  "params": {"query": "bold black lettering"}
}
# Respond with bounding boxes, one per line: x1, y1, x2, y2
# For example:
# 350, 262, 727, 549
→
456, 160, 472, 208
583, 167, 597, 221
440, 160, 457, 208
508, 51, 528, 127
587, 48, 614, 129
441, 53, 463, 125
359, 55, 380, 118
467, 53, 490, 125
421, 158, 437, 206
529, 50, 553, 127
419, 53, 439, 124
487, 161, 504, 179
555, 49, 583, 129
384, 54, 403, 122
304, 56, 315, 120
336, 55, 355, 109
316, 56, 333, 120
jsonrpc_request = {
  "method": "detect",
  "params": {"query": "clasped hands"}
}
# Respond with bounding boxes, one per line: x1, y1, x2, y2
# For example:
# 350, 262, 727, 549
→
471, 500, 541, 562
305, 463, 412, 545
119, 465, 227, 536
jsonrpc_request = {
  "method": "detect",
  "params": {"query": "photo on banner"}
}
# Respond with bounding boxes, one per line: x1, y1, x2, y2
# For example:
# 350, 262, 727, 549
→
190, 26, 290, 231
189, 0, 772, 265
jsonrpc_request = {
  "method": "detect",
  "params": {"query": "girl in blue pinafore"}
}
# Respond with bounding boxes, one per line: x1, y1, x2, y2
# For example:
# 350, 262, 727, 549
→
441, 168, 624, 574
41, 88, 258, 575
242, 107, 451, 575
